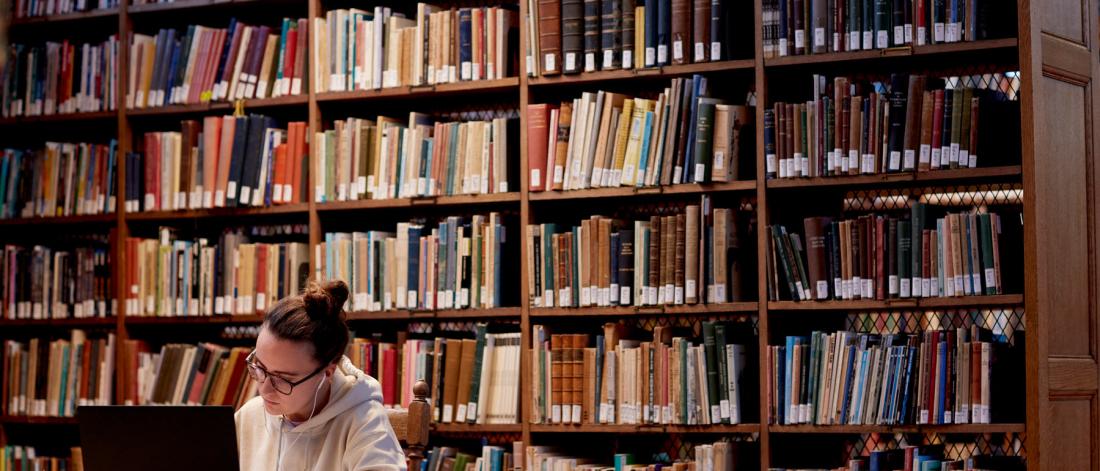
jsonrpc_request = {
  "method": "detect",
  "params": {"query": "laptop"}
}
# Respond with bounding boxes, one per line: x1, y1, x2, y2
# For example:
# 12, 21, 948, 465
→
78, 406, 239, 471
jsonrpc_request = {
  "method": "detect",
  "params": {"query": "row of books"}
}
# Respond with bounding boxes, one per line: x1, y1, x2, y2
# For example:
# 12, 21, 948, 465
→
526, 202, 750, 309
319, 213, 511, 313
12, 0, 116, 18
127, 17, 308, 109
0, 446, 80, 471
525, 444, 740, 471
764, 74, 1013, 179
1, 331, 116, 418
528, 0, 737, 76
527, 76, 753, 193
1, 37, 119, 118
357, 328, 522, 422
314, 113, 516, 203
314, 5, 516, 93
127, 116, 307, 213
1, 141, 118, 219
769, 446, 1024, 471
2, 240, 114, 320
425, 445, 517, 471
767, 325, 1009, 426
119, 340, 256, 409
767, 206, 1014, 302
761, 0, 1015, 59
124, 226, 310, 318
531, 321, 753, 425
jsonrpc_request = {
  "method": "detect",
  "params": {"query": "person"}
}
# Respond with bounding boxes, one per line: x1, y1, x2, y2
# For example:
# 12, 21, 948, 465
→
235, 280, 407, 471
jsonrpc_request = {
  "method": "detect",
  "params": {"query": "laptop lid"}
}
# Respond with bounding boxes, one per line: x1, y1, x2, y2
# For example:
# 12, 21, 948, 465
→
78, 406, 239, 471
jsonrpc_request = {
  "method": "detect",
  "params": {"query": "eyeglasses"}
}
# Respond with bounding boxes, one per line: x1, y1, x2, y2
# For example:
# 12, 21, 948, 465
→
245, 350, 328, 396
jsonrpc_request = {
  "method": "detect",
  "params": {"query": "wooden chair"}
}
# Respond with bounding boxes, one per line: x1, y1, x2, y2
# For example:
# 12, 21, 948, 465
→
386, 380, 430, 471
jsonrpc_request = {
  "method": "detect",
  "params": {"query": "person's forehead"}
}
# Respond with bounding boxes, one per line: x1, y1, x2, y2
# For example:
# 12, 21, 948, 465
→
255, 328, 317, 374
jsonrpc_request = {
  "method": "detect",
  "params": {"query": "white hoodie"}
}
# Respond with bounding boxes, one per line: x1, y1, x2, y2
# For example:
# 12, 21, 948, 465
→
235, 356, 407, 471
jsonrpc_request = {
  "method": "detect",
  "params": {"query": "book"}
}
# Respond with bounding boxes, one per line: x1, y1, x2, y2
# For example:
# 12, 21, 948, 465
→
1, 238, 115, 320
3, 331, 116, 417
1, 140, 118, 219
2, 36, 119, 117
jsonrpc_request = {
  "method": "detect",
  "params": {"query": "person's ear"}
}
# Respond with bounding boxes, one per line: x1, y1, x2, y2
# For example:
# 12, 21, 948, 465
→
324, 363, 338, 380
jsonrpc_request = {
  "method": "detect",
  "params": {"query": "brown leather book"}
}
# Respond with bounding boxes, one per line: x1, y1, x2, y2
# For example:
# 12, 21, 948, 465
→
598, 218, 612, 305
552, 101, 574, 190
849, 96, 862, 176
442, 338, 464, 422
685, 205, 700, 304
579, 219, 592, 306
538, 0, 563, 75
674, 213, 686, 304
661, 215, 674, 303
918, 90, 934, 172
902, 75, 925, 171
713, 208, 730, 303
583, 347, 597, 423
561, 0, 584, 73
570, 334, 588, 423
802, 217, 831, 300
692, 0, 710, 62
670, 0, 692, 64
647, 215, 661, 304
549, 334, 564, 423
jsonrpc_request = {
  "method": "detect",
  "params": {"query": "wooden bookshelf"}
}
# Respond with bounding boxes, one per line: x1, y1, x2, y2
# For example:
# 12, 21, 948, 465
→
765, 166, 1023, 190
528, 180, 756, 202
1, 0, 1087, 467
527, 60, 756, 87
0, 416, 78, 426
763, 38, 1019, 68
768, 423, 1026, 434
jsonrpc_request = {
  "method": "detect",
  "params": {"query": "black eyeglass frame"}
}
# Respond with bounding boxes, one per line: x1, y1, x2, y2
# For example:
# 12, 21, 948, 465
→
245, 350, 329, 395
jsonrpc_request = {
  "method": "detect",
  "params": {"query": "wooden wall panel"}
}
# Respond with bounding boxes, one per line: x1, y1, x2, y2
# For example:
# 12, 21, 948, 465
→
1035, 77, 1092, 358
1021, 0, 1100, 467
1040, 0, 1087, 43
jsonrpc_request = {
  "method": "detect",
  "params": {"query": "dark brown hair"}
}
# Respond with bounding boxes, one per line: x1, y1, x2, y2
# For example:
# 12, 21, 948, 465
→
263, 280, 350, 366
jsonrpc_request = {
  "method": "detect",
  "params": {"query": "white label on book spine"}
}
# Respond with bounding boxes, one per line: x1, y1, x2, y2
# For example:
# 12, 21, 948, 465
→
599, 288, 610, 306
984, 268, 997, 290
917, 27, 927, 45
710, 43, 720, 61
674, 287, 683, 304
720, 400, 730, 420
778, 39, 788, 56
604, 50, 615, 68
686, 280, 697, 299
694, 163, 706, 182
646, 48, 656, 67
877, 31, 889, 49
610, 283, 620, 303
904, 150, 916, 170
456, 404, 467, 423
816, 281, 829, 299
466, 403, 477, 422
443, 405, 454, 423
920, 410, 929, 424
710, 405, 722, 423
922, 279, 931, 297
530, 169, 541, 188
863, 31, 873, 49
715, 284, 726, 303
572, 405, 582, 423
766, 154, 777, 174
888, 275, 899, 295
935, 23, 945, 42
560, 288, 570, 307
894, 26, 904, 45
849, 33, 859, 51
694, 42, 706, 62
815, 28, 826, 48
544, 54, 556, 73
959, 150, 969, 168
565, 53, 577, 72
624, 50, 634, 68
900, 279, 911, 298
950, 143, 961, 164
585, 53, 595, 72
848, 150, 859, 171
889, 151, 902, 170
144, 194, 155, 211
919, 144, 931, 166
673, 41, 684, 61
948, 24, 960, 42
599, 403, 611, 423
408, 291, 417, 308
905, 25, 913, 43
526, 56, 535, 75
620, 287, 631, 305
794, 31, 805, 50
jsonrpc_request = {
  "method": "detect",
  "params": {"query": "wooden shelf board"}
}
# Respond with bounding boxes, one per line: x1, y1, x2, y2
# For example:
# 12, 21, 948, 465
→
315, 78, 519, 103
765, 166, 1022, 190
767, 294, 1023, 312
0, 415, 78, 425
10, 7, 119, 26
768, 423, 1025, 434
316, 193, 520, 212
529, 181, 756, 202
346, 307, 521, 321
0, 317, 117, 327
124, 95, 306, 118
530, 302, 759, 318
0, 111, 116, 126
0, 213, 116, 227
764, 38, 1019, 68
125, 0, 268, 14
125, 203, 309, 222
431, 423, 522, 433
530, 423, 760, 433
124, 315, 264, 325
528, 60, 755, 87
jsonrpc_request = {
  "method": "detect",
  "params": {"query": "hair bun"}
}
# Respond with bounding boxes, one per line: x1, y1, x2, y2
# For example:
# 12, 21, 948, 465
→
303, 280, 349, 320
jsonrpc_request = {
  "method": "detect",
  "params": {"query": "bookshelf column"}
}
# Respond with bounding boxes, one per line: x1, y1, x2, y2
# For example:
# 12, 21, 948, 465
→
1018, 0, 1100, 468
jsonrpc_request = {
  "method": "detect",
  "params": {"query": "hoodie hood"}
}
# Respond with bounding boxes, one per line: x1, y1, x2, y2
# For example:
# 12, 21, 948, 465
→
269, 356, 382, 434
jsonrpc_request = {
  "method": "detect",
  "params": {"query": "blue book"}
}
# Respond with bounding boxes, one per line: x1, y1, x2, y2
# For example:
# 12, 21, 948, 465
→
635, 110, 654, 186
148, 29, 167, 104
681, 75, 706, 183
594, 334, 605, 411
778, 0, 788, 54
542, 224, 556, 299
656, 0, 670, 65
164, 29, 183, 103
408, 225, 421, 305
0, 152, 10, 217
107, 140, 118, 211
214, 19, 238, 97
783, 337, 795, 423
839, 337, 857, 423
899, 344, 918, 423
275, 19, 291, 90
853, 349, 870, 422
420, 138, 433, 195
614, 453, 634, 471
936, 339, 947, 423
644, 0, 657, 66
458, 9, 473, 80
609, 232, 619, 302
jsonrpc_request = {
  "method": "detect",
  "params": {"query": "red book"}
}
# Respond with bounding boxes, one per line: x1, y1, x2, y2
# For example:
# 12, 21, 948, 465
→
79, 340, 92, 402
926, 330, 940, 423
283, 26, 298, 95
930, 89, 944, 168
255, 244, 267, 314
527, 104, 551, 192
221, 349, 249, 406
382, 347, 397, 407
289, 122, 306, 203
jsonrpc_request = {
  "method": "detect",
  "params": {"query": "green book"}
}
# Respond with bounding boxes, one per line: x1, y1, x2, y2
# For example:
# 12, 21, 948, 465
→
950, 88, 964, 168
979, 213, 996, 294
898, 220, 912, 297
692, 98, 722, 183
324, 129, 336, 200
701, 321, 721, 423
679, 339, 689, 423
714, 322, 730, 423
465, 323, 488, 423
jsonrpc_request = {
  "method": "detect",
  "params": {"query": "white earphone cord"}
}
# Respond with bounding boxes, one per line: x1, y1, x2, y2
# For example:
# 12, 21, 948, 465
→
277, 372, 327, 471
